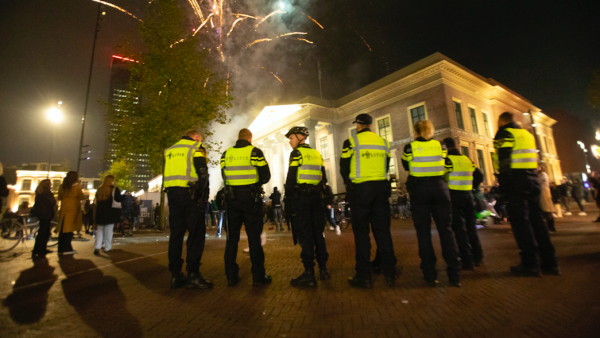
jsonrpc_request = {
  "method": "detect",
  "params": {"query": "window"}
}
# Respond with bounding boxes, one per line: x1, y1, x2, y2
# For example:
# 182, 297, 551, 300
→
470, 107, 479, 134
22, 179, 32, 191
410, 105, 426, 125
320, 136, 329, 160
454, 102, 464, 130
461, 146, 470, 157
482, 112, 491, 137
52, 180, 61, 192
477, 149, 487, 184
542, 136, 549, 154
377, 116, 393, 142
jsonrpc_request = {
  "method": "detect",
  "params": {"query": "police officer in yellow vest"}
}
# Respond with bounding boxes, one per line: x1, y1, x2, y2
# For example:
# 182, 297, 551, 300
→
494, 112, 559, 276
340, 114, 398, 288
442, 137, 484, 269
164, 129, 212, 289
402, 120, 462, 287
220, 128, 272, 287
284, 126, 330, 287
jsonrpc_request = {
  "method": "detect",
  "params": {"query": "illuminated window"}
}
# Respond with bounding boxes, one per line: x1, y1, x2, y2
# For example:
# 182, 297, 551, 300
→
454, 102, 465, 130
477, 149, 487, 184
461, 146, 470, 157
482, 112, 491, 137
470, 108, 479, 134
410, 106, 426, 125
22, 179, 32, 191
320, 136, 329, 160
377, 116, 393, 142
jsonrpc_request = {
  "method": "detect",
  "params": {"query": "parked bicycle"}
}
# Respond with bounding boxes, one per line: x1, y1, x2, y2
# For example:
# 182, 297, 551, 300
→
0, 215, 58, 253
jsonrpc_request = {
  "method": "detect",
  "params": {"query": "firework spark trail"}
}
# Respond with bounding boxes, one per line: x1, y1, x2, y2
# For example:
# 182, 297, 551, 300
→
286, 37, 314, 44
170, 38, 186, 48
246, 38, 272, 48
276, 32, 307, 38
91, 0, 142, 21
227, 17, 246, 37
233, 13, 260, 20
210, 17, 214, 28
255, 10, 286, 27
192, 13, 214, 36
219, 48, 225, 62
353, 30, 372, 51
225, 73, 230, 96
262, 67, 283, 85
204, 77, 209, 88
302, 12, 324, 29
187, 0, 204, 21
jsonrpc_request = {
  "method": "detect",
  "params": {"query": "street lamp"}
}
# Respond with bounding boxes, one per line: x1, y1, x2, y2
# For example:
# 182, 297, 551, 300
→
46, 102, 63, 178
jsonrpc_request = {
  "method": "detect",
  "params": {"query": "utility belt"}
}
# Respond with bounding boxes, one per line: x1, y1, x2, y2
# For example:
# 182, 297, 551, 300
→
293, 184, 322, 198
225, 184, 264, 203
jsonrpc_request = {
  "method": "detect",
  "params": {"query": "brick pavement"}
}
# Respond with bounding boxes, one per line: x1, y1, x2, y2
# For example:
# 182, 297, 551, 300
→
1, 213, 600, 338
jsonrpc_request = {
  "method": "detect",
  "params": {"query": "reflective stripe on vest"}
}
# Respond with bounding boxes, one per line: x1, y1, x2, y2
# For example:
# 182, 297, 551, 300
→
408, 140, 445, 177
296, 147, 323, 185
164, 139, 200, 188
349, 131, 390, 184
447, 155, 474, 191
223, 146, 258, 186
506, 128, 538, 169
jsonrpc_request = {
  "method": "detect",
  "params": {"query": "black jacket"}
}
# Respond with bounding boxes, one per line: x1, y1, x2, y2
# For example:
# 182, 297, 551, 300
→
33, 190, 56, 221
270, 190, 282, 206
95, 187, 124, 225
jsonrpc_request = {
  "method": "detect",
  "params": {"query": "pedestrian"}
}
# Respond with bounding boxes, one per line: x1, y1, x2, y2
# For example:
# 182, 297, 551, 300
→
402, 120, 461, 287
220, 128, 272, 287
341, 114, 398, 288
538, 164, 556, 232
571, 178, 586, 215
210, 199, 219, 230
164, 129, 212, 289
270, 187, 284, 231
285, 126, 331, 287
83, 200, 93, 234
93, 175, 123, 255
31, 179, 56, 259
216, 188, 226, 237
323, 184, 341, 235
153, 203, 161, 226
550, 182, 562, 218
132, 198, 141, 231
558, 179, 572, 215
398, 190, 409, 219
442, 137, 485, 269
56, 171, 85, 256
0, 162, 8, 219
589, 172, 600, 222
493, 112, 559, 276
120, 193, 134, 236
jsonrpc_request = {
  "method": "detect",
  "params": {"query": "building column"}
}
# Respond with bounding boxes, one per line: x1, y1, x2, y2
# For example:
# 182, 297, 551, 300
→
305, 119, 319, 149
325, 124, 338, 193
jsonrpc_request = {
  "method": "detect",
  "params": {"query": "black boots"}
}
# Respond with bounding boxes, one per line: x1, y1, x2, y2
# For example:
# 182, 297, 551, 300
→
186, 272, 214, 289
320, 269, 331, 280
510, 264, 542, 277
253, 275, 273, 287
171, 273, 187, 289
348, 276, 373, 289
291, 270, 317, 287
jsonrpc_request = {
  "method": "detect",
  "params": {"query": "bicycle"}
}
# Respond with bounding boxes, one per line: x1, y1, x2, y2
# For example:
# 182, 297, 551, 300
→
0, 215, 57, 253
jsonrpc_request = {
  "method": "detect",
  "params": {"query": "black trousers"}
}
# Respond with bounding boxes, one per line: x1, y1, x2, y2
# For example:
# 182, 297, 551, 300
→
167, 187, 206, 276
33, 219, 52, 254
450, 190, 483, 265
292, 191, 328, 271
57, 231, 74, 253
350, 181, 397, 280
408, 178, 461, 281
504, 177, 557, 269
224, 188, 266, 281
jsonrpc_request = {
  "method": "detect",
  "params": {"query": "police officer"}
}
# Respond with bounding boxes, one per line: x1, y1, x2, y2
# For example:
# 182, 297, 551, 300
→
221, 128, 272, 287
442, 137, 484, 269
164, 129, 212, 289
402, 120, 461, 287
493, 112, 559, 276
340, 114, 398, 288
285, 126, 330, 287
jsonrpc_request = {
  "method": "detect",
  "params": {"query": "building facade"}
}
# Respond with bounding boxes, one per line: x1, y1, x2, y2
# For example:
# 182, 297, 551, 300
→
248, 53, 562, 194
104, 55, 152, 191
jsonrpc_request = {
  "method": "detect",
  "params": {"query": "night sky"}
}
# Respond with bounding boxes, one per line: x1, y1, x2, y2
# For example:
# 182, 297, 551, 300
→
1, 0, 599, 178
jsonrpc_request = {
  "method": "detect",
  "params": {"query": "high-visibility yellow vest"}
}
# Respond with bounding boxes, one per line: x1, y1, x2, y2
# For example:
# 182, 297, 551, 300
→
222, 146, 259, 186
349, 131, 390, 183
447, 155, 475, 191
409, 140, 445, 177
164, 139, 202, 188
296, 146, 323, 185
506, 128, 538, 169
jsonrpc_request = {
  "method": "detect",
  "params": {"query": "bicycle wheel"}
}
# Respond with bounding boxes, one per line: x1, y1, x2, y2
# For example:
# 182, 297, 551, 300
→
48, 222, 59, 247
0, 220, 23, 252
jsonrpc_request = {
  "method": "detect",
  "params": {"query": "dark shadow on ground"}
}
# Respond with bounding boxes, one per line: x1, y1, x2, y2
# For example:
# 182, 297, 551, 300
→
105, 249, 173, 295
560, 251, 600, 264
2, 258, 57, 324
59, 256, 143, 337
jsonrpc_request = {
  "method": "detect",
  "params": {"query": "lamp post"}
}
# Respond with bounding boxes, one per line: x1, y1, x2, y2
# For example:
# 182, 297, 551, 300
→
47, 102, 63, 178
77, 3, 103, 174
577, 141, 591, 174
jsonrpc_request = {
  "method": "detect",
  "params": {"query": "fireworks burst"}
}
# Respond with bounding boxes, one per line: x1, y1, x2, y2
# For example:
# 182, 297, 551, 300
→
91, 0, 142, 21
302, 12, 324, 29
276, 32, 308, 38
255, 10, 286, 27
286, 37, 314, 44
353, 30, 372, 51
246, 38, 272, 48
262, 67, 283, 85
187, 0, 204, 21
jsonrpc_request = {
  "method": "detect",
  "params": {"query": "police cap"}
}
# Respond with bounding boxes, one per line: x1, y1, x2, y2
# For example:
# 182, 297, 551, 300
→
352, 113, 373, 125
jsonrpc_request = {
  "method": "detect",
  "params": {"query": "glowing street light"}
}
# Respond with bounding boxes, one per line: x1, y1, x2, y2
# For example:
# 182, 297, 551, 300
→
47, 107, 63, 123
46, 101, 62, 177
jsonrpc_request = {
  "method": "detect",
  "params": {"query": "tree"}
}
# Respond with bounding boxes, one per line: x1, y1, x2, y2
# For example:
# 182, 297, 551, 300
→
105, 0, 231, 229
99, 160, 136, 193
589, 69, 600, 111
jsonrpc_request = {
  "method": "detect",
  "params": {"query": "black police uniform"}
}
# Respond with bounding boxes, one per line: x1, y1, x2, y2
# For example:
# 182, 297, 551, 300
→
221, 139, 272, 286
402, 138, 462, 286
286, 144, 330, 286
494, 122, 558, 275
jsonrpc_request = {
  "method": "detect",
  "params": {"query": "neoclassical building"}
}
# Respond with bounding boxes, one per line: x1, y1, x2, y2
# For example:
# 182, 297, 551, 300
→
248, 53, 561, 194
